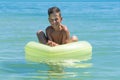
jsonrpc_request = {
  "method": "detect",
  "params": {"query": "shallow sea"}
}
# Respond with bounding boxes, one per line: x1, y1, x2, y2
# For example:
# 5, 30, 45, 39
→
0, 1, 120, 80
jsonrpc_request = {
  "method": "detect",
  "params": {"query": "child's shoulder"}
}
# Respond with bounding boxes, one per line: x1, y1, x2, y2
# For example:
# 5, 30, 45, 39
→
46, 26, 53, 31
61, 25, 69, 32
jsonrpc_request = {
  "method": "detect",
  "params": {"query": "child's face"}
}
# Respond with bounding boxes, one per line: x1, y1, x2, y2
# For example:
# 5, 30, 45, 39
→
49, 12, 62, 29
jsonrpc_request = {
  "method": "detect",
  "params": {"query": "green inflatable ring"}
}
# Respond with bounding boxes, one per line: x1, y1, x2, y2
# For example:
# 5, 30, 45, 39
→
25, 41, 92, 63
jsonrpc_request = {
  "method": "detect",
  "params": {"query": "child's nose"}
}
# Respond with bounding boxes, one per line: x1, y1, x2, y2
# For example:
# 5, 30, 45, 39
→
53, 20, 56, 23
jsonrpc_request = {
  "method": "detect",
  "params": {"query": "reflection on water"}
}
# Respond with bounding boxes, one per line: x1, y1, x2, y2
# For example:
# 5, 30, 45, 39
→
46, 61, 92, 80
1, 60, 92, 80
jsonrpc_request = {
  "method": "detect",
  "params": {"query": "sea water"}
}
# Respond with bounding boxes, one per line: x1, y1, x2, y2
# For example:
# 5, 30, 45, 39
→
0, 1, 120, 80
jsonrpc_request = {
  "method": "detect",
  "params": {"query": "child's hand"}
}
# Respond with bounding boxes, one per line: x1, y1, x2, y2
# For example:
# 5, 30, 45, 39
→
47, 40, 58, 47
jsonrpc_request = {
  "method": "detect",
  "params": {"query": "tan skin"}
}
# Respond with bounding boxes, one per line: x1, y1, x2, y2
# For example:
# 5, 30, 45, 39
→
46, 12, 78, 47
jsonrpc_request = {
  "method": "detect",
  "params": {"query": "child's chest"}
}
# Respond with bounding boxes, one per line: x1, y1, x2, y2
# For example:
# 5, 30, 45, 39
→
51, 31, 64, 44
51, 31, 62, 38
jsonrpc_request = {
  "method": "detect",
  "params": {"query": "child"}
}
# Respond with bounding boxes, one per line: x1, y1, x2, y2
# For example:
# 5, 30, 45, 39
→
37, 6, 78, 47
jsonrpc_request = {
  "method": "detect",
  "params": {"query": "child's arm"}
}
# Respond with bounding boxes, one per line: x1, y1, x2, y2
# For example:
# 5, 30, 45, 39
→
61, 26, 71, 44
62, 26, 78, 44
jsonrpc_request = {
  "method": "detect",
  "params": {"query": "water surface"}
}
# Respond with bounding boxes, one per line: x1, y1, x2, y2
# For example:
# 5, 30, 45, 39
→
0, 2, 120, 80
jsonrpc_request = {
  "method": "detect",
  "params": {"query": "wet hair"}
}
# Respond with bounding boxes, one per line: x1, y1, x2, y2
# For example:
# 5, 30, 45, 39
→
48, 6, 61, 17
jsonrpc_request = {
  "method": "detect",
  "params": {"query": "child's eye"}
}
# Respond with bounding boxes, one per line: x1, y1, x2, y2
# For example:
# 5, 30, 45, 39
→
55, 18, 58, 21
50, 19, 58, 22
50, 19, 54, 22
